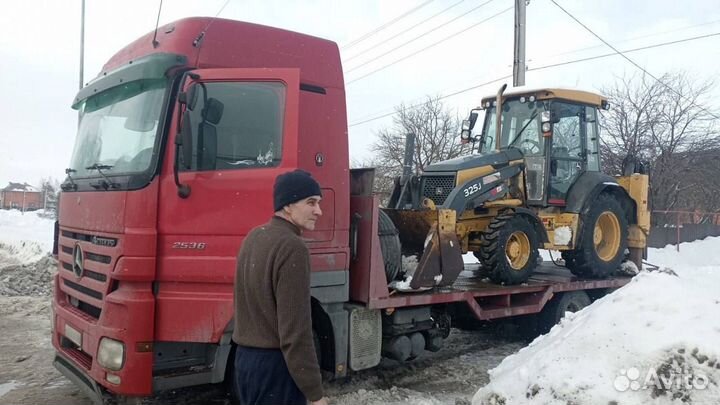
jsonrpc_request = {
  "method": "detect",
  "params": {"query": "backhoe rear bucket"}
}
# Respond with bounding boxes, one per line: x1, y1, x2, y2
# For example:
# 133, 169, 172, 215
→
384, 209, 465, 289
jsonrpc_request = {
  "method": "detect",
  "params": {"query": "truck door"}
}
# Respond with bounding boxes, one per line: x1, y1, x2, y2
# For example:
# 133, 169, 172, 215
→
548, 102, 586, 205
155, 68, 300, 341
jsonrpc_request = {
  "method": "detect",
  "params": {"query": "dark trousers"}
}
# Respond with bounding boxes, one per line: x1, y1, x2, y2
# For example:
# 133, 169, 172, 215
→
233, 345, 306, 405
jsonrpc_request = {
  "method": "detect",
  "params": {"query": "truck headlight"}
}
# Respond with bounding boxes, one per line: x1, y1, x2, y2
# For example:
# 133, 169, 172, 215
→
98, 337, 125, 371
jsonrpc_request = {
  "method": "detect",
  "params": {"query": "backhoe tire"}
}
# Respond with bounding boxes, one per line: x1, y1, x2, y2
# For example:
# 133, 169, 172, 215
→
477, 213, 540, 285
378, 209, 402, 283
565, 194, 628, 279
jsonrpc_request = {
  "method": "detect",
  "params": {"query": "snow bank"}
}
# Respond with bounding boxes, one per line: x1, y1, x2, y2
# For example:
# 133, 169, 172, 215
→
473, 237, 720, 404
0, 209, 54, 265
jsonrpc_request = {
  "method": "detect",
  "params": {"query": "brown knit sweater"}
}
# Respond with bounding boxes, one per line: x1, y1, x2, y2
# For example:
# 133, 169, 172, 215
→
233, 216, 324, 401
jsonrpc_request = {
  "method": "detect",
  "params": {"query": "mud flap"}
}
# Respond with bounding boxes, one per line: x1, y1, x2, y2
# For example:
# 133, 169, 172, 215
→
409, 209, 464, 289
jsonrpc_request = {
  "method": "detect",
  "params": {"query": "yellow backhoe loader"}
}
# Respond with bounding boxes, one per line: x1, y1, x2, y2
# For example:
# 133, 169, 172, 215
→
383, 85, 650, 288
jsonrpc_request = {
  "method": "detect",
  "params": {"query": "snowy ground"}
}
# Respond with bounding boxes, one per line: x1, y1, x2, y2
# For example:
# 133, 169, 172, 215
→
1, 209, 718, 404
474, 238, 720, 405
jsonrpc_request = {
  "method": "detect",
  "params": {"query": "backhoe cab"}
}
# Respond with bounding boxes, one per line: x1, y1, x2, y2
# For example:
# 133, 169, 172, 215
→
385, 86, 649, 288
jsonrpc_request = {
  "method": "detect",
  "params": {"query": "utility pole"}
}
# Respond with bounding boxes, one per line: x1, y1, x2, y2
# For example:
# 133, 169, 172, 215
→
513, 0, 527, 87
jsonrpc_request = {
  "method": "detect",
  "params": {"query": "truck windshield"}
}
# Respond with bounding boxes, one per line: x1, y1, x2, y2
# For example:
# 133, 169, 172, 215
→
480, 99, 545, 156
68, 78, 168, 177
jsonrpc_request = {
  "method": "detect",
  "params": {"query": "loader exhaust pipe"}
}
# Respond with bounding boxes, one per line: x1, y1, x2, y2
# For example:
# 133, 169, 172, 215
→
495, 83, 507, 152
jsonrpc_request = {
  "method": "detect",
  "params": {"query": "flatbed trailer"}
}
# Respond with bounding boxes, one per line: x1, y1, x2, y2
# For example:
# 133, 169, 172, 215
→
342, 175, 632, 365
377, 264, 629, 319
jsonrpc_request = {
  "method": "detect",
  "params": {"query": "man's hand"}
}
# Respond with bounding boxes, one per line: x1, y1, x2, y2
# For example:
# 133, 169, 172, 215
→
311, 398, 329, 405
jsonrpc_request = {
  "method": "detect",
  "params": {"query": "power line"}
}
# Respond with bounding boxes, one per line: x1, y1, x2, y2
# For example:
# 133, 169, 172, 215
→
346, 0, 496, 74
344, 0, 494, 72
349, 74, 512, 127
348, 30, 720, 127
528, 31, 720, 72
342, 0, 436, 50
542, 18, 720, 61
346, 6, 513, 85
343, 0, 466, 64
549, 0, 720, 120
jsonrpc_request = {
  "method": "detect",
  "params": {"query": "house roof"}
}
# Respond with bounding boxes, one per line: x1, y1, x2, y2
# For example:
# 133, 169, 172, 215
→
2, 182, 40, 192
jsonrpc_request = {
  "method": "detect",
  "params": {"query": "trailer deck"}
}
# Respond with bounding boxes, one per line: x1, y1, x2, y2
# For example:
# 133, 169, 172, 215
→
370, 262, 632, 320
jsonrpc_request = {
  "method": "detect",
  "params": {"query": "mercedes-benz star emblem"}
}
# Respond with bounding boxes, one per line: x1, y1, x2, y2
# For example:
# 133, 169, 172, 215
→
73, 244, 84, 279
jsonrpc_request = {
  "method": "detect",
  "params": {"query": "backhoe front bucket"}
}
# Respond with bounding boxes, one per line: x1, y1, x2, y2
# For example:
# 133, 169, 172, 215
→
384, 209, 464, 289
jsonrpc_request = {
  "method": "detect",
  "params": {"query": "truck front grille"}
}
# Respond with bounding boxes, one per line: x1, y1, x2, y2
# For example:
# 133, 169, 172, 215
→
421, 175, 456, 206
57, 230, 118, 321
63, 279, 103, 300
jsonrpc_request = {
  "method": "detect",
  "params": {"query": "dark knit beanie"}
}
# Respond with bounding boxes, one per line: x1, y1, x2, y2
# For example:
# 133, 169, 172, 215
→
273, 170, 322, 212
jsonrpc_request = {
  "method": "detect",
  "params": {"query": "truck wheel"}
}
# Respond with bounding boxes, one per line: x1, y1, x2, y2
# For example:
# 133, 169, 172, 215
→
519, 291, 591, 339
566, 194, 628, 278
478, 213, 539, 285
538, 291, 591, 335
378, 209, 402, 283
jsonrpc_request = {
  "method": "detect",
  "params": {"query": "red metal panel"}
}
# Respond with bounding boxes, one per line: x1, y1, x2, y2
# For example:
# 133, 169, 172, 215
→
310, 251, 349, 272
59, 191, 127, 234
349, 196, 390, 304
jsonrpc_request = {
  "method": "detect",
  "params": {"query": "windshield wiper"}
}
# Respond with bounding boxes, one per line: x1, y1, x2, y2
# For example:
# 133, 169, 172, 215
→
506, 111, 538, 150
61, 168, 78, 191
85, 163, 120, 190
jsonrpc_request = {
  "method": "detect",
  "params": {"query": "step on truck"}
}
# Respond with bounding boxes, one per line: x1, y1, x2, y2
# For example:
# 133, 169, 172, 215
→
51, 17, 648, 404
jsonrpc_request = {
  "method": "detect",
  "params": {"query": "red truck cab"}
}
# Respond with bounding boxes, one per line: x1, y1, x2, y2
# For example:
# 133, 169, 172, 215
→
53, 17, 351, 401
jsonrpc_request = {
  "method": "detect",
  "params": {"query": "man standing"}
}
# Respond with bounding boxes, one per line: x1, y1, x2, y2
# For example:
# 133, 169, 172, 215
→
233, 169, 328, 405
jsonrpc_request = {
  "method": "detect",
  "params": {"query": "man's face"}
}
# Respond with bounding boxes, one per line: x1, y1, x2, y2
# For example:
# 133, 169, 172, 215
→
284, 196, 322, 231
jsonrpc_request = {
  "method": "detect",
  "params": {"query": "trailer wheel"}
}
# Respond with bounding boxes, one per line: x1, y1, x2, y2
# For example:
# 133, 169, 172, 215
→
519, 291, 591, 339
565, 194, 628, 278
477, 213, 540, 285
378, 209, 402, 283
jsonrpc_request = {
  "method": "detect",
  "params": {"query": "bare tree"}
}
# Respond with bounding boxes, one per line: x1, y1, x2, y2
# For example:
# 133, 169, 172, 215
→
39, 177, 60, 217
365, 96, 471, 201
600, 72, 720, 224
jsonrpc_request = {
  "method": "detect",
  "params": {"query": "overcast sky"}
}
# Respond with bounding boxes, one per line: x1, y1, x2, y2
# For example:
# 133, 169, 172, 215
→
1, 0, 719, 187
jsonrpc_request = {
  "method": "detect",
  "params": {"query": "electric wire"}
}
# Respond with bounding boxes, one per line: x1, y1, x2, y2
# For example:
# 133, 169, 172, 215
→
527, 32, 720, 73
542, 18, 720, 60
346, 0, 496, 73
342, 0, 436, 50
345, 0, 496, 72
549, 0, 720, 120
346, 5, 513, 85
348, 30, 720, 127
349, 74, 512, 127
343, 0, 466, 64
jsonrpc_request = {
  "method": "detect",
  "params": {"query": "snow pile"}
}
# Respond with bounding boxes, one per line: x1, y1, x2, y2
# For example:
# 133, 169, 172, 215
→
553, 226, 572, 245
0, 209, 57, 296
473, 236, 720, 404
0, 255, 57, 296
0, 209, 54, 264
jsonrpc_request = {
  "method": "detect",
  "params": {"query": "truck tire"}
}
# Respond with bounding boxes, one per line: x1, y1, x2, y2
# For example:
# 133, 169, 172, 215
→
518, 291, 591, 339
538, 291, 591, 334
564, 194, 628, 278
378, 209, 402, 283
477, 212, 540, 285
